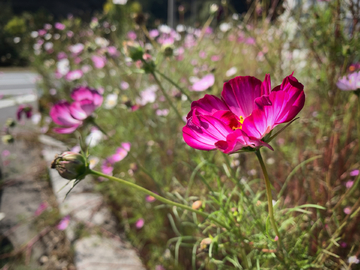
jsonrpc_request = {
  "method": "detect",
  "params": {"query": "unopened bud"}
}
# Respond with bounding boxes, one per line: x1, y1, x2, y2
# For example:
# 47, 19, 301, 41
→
2, 135, 14, 144
123, 41, 144, 61
51, 151, 87, 180
210, 4, 219, 15
192, 200, 202, 210
200, 238, 212, 251
6, 118, 16, 128
161, 44, 174, 57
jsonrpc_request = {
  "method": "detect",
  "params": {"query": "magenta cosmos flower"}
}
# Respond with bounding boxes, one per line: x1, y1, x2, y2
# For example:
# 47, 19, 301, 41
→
50, 86, 103, 133
182, 74, 305, 154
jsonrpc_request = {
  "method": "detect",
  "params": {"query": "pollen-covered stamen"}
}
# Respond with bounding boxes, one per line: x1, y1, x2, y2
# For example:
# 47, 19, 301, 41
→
232, 115, 245, 130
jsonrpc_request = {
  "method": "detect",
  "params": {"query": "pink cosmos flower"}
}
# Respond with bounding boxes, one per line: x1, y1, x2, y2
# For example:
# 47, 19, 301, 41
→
17, 104, 33, 120
110, 142, 131, 162
35, 202, 48, 216
101, 158, 114, 175
127, 31, 137, 40
50, 86, 103, 133
146, 195, 156, 202
135, 218, 144, 229
91, 55, 106, 69
38, 29, 46, 36
191, 74, 215, 92
65, 70, 83, 81
57, 215, 70, 230
149, 29, 159, 38
183, 74, 305, 154
107, 46, 119, 56
101, 143, 131, 174
350, 169, 359, 176
337, 71, 360, 91
55, 22, 65, 30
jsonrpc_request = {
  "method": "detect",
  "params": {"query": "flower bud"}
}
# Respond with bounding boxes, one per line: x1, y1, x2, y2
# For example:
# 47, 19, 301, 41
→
200, 238, 212, 251
123, 41, 144, 61
161, 44, 174, 57
6, 118, 16, 128
51, 151, 87, 180
192, 200, 202, 210
2, 135, 14, 144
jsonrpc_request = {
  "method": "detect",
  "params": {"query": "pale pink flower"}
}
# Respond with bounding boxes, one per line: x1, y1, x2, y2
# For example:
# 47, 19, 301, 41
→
57, 216, 70, 230
55, 22, 65, 30
91, 55, 106, 69
191, 74, 215, 92
65, 70, 83, 81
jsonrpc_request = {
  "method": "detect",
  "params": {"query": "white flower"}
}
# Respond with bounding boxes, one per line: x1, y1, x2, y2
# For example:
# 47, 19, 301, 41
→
159, 25, 171, 34
95, 37, 109, 48
30, 31, 38, 38
88, 156, 100, 169
44, 42, 53, 51
104, 94, 118, 109
68, 43, 84, 54
226, 67, 237, 77
113, 0, 127, 4
348, 256, 360, 264
13, 37, 21, 43
219, 23, 231, 32
57, 59, 70, 75
86, 129, 103, 147
176, 24, 186, 33
136, 85, 158, 106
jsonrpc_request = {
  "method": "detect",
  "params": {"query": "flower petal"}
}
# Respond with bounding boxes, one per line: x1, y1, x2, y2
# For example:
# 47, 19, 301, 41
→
71, 86, 103, 108
187, 94, 229, 119
70, 100, 96, 120
50, 101, 82, 126
183, 115, 233, 150
53, 124, 80, 134
222, 76, 262, 118
242, 88, 304, 139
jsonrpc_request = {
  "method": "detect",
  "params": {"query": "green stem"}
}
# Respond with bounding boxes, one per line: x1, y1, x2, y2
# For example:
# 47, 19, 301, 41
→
255, 149, 282, 247
89, 169, 231, 231
155, 69, 192, 102
151, 71, 184, 122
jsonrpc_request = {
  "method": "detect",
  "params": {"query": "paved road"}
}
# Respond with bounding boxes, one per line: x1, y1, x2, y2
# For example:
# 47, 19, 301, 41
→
0, 71, 38, 124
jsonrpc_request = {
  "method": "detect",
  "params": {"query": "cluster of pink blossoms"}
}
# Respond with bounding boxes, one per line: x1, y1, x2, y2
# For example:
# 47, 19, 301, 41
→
183, 74, 305, 153
50, 86, 103, 133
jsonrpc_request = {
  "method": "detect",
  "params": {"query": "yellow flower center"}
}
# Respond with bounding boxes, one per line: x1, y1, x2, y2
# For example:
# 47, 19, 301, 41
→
232, 116, 244, 130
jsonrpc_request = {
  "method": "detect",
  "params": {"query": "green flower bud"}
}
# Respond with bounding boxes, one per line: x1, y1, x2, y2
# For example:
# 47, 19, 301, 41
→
51, 152, 88, 180
2, 135, 14, 144
6, 118, 16, 128
161, 44, 174, 57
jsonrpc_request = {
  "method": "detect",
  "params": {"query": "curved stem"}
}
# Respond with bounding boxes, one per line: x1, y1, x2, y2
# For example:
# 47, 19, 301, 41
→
151, 71, 184, 122
255, 149, 282, 247
155, 69, 192, 102
89, 169, 231, 231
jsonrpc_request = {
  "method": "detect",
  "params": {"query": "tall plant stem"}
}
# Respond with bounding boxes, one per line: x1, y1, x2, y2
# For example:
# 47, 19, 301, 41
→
255, 149, 282, 247
155, 69, 192, 102
89, 169, 231, 231
151, 71, 184, 122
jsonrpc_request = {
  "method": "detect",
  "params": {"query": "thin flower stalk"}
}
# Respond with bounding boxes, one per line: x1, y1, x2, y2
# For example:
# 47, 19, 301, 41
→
155, 69, 192, 102
255, 149, 282, 248
89, 169, 231, 231
151, 71, 184, 122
